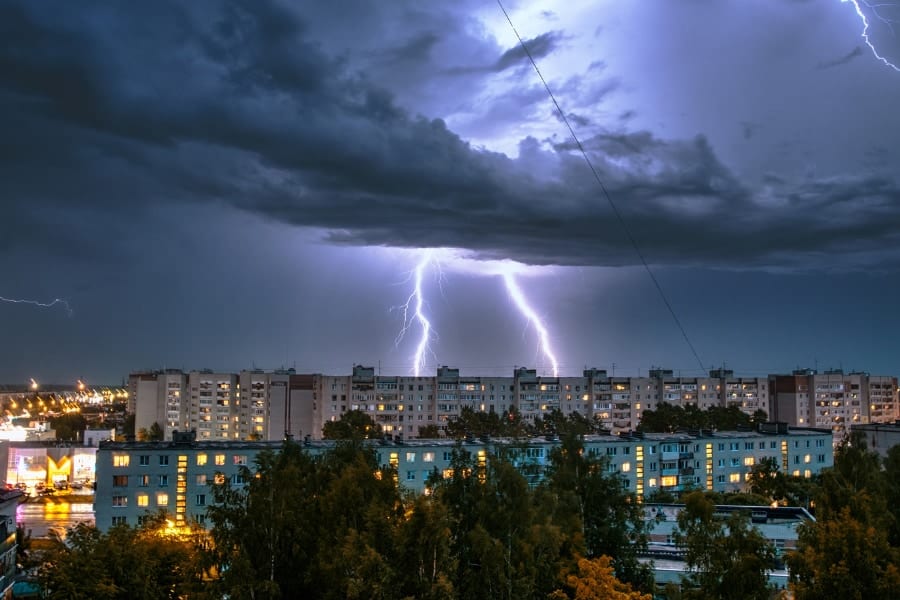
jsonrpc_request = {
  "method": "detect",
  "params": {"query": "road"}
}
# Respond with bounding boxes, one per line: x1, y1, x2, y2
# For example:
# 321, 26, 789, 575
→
16, 497, 95, 538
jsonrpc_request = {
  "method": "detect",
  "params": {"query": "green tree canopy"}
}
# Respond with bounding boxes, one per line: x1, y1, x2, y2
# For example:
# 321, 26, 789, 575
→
38, 518, 201, 600
674, 492, 776, 600
321, 409, 382, 440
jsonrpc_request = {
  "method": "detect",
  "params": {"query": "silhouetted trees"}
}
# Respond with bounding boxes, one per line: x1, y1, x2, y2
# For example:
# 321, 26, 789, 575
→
638, 404, 763, 434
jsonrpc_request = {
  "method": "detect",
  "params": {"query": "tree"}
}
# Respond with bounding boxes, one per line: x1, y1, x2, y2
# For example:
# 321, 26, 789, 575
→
551, 556, 651, 600
787, 434, 900, 599
746, 457, 784, 500
38, 520, 201, 600
674, 492, 776, 600
788, 506, 900, 600
545, 432, 653, 591
49, 413, 87, 441
638, 404, 755, 434
321, 410, 381, 440
205, 443, 323, 599
122, 413, 136, 439
395, 494, 456, 599
147, 421, 164, 441
417, 424, 442, 438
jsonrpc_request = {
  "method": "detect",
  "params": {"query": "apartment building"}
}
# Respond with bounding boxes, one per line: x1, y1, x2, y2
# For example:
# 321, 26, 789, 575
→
131, 366, 891, 443
130, 369, 312, 442
94, 425, 833, 532
771, 369, 899, 442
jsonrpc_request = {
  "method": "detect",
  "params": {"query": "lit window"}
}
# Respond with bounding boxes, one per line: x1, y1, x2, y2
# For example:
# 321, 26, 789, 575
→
423, 452, 435, 462
137, 494, 149, 507
214, 473, 225, 485
196, 474, 207, 485
233, 455, 247, 466
406, 452, 416, 463
113, 455, 130, 467
197, 454, 208, 466
621, 462, 631, 473
661, 476, 677, 487
157, 493, 169, 506
804, 454, 811, 464
215, 455, 225, 466
729, 473, 741, 483
744, 457, 755, 466
648, 478, 657, 487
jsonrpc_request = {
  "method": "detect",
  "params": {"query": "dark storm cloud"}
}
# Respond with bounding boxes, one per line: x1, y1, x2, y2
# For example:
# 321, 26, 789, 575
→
494, 31, 565, 71
3, 1, 900, 272
817, 46, 863, 69
444, 31, 565, 75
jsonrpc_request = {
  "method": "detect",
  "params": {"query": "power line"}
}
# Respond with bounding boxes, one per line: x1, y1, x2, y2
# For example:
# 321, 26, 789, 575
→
495, 0, 707, 374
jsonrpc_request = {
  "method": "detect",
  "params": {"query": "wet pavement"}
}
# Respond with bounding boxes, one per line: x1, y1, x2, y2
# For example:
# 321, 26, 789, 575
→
16, 497, 95, 538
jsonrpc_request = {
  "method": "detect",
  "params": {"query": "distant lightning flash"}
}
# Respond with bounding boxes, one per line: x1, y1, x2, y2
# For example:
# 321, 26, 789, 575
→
844, 0, 900, 71
395, 250, 436, 376
0, 296, 73, 316
501, 272, 559, 377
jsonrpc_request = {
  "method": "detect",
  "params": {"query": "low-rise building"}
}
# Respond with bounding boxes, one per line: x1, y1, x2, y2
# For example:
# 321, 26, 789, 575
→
642, 503, 814, 589
851, 421, 900, 458
94, 425, 833, 532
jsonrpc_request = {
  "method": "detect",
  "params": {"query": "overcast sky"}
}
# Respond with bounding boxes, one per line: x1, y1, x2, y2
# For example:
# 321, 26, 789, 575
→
2, 0, 900, 384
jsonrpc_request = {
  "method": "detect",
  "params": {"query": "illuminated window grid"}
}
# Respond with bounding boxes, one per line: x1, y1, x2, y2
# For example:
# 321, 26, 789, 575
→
176, 455, 188, 526
635, 446, 644, 499
705, 443, 713, 490
781, 440, 788, 472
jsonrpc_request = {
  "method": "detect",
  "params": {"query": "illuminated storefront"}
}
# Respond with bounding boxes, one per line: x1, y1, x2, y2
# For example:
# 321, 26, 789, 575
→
0, 443, 97, 488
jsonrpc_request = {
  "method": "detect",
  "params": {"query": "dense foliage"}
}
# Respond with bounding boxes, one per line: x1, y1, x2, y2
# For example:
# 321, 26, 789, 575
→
39, 425, 900, 599
638, 404, 767, 434
787, 433, 900, 599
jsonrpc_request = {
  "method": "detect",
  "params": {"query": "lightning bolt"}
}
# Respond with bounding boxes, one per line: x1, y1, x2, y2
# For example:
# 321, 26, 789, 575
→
395, 250, 436, 376
0, 295, 73, 316
843, 0, 900, 71
501, 272, 559, 377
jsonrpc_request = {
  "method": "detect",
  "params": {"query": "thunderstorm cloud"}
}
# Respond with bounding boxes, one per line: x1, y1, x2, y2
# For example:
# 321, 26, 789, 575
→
2, 0, 900, 274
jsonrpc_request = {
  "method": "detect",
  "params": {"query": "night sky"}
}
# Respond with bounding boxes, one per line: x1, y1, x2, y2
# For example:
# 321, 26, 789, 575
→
3, 1, 900, 384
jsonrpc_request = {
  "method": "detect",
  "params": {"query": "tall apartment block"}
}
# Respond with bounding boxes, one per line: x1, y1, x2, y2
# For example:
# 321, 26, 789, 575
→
131, 366, 895, 442
130, 369, 315, 442
770, 369, 899, 441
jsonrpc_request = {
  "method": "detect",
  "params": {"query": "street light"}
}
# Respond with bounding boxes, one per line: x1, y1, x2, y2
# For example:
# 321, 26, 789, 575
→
29, 378, 38, 391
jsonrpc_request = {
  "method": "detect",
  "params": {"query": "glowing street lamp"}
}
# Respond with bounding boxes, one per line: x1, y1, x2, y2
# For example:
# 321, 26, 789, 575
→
29, 378, 38, 391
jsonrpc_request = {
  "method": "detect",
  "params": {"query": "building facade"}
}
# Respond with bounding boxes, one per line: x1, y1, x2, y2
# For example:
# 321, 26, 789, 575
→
94, 425, 833, 532
771, 369, 900, 442
131, 366, 895, 443
130, 369, 312, 442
